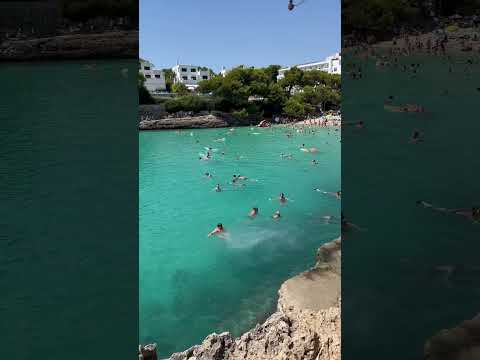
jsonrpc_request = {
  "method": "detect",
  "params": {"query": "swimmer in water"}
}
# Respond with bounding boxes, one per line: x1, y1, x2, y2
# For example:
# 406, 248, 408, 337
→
214, 184, 221, 192
311, 159, 318, 165
208, 223, 226, 237
315, 189, 341, 199
249, 207, 259, 218
272, 210, 281, 219
356, 121, 365, 129
279, 193, 287, 204
410, 129, 423, 143
417, 201, 480, 222
323, 215, 335, 224
341, 213, 366, 231
205, 172, 213, 178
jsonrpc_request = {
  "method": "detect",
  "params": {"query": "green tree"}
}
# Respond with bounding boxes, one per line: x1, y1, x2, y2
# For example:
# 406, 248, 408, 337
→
279, 67, 304, 95
197, 76, 223, 94
162, 69, 175, 92
172, 83, 190, 96
283, 97, 314, 118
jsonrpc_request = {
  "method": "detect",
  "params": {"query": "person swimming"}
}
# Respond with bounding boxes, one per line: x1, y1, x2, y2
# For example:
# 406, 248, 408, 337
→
279, 193, 287, 204
311, 159, 318, 165
214, 184, 221, 192
417, 201, 480, 222
249, 207, 259, 218
272, 210, 281, 219
208, 223, 226, 238
410, 129, 423, 143
315, 189, 341, 199
341, 212, 366, 231
205, 172, 213, 178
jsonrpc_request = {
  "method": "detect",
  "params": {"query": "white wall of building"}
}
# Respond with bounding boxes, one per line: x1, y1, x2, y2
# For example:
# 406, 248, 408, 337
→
172, 64, 211, 90
139, 59, 166, 93
277, 52, 341, 80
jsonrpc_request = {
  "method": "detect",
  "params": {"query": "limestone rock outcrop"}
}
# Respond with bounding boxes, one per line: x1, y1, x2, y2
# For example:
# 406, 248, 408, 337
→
168, 238, 341, 360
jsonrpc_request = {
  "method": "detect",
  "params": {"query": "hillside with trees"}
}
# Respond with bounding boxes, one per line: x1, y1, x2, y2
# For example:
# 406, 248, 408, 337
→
144, 65, 340, 121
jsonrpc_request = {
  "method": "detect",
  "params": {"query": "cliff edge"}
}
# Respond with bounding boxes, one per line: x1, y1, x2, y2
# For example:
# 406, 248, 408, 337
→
168, 237, 341, 360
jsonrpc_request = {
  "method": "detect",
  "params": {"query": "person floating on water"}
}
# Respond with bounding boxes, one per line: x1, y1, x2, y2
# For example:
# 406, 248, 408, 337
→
341, 212, 366, 232
214, 184, 222, 192
279, 193, 288, 204
272, 210, 281, 219
314, 189, 341, 199
205, 172, 213, 178
208, 223, 227, 238
249, 207, 259, 218
410, 129, 423, 144
311, 159, 318, 165
417, 201, 480, 222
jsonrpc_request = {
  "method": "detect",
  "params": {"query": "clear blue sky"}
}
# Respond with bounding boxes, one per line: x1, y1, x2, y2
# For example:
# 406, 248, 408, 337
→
140, 0, 340, 72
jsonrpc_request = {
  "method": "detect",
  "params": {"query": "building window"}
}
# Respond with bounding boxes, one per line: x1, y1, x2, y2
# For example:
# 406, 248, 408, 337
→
145, 74, 151, 78
191, 76, 197, 80
202, 75, 208, 80
155, 74, 161, 78
181, 68, 187, 72
182, 76, 188, 80
144, 66, 150, 70
191, 68, 196, 72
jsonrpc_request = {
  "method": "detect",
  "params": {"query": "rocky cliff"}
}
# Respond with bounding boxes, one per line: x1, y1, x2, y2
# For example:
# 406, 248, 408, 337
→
168, 238, 341, 360
139, 114, 229, 130
0, 31, 138, 61
424, 313, 480, 360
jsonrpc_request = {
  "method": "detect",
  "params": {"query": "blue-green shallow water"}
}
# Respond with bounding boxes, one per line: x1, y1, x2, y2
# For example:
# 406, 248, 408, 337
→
140, 126, 340, 357
342, 55, 480, 358
0, 60, 138, 359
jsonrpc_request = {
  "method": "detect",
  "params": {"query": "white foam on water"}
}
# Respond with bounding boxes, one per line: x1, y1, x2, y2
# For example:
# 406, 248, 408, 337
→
225, 227, 282, 250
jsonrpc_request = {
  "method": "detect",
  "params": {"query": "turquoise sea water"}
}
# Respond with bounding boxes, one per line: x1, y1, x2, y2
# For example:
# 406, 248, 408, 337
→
0, 60, 138, 359
343, 55, 480, 358
139, 126, 340, 357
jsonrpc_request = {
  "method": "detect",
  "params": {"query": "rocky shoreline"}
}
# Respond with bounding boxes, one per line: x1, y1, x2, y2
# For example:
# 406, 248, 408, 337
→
0, 31, 138, 61
139, 114, 229, 130
165, 237, 341, 360
424, 313, 480, 360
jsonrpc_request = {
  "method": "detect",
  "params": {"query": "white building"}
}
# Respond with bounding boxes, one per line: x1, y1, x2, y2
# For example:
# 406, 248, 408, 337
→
220, 66, 229, 77
172, 64, 211, 90
139, 59, 166, 93
277, 52, 341, 80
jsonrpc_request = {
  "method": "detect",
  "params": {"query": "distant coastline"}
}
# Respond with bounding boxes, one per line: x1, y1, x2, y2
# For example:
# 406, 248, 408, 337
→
139, 105, 341, 130
0, 31, 138, 61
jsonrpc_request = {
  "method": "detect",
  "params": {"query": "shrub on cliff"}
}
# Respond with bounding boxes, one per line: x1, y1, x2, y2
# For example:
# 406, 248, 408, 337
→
283, 97, 315, 119
164, 95, 213, 114
172, 83, 190, 96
